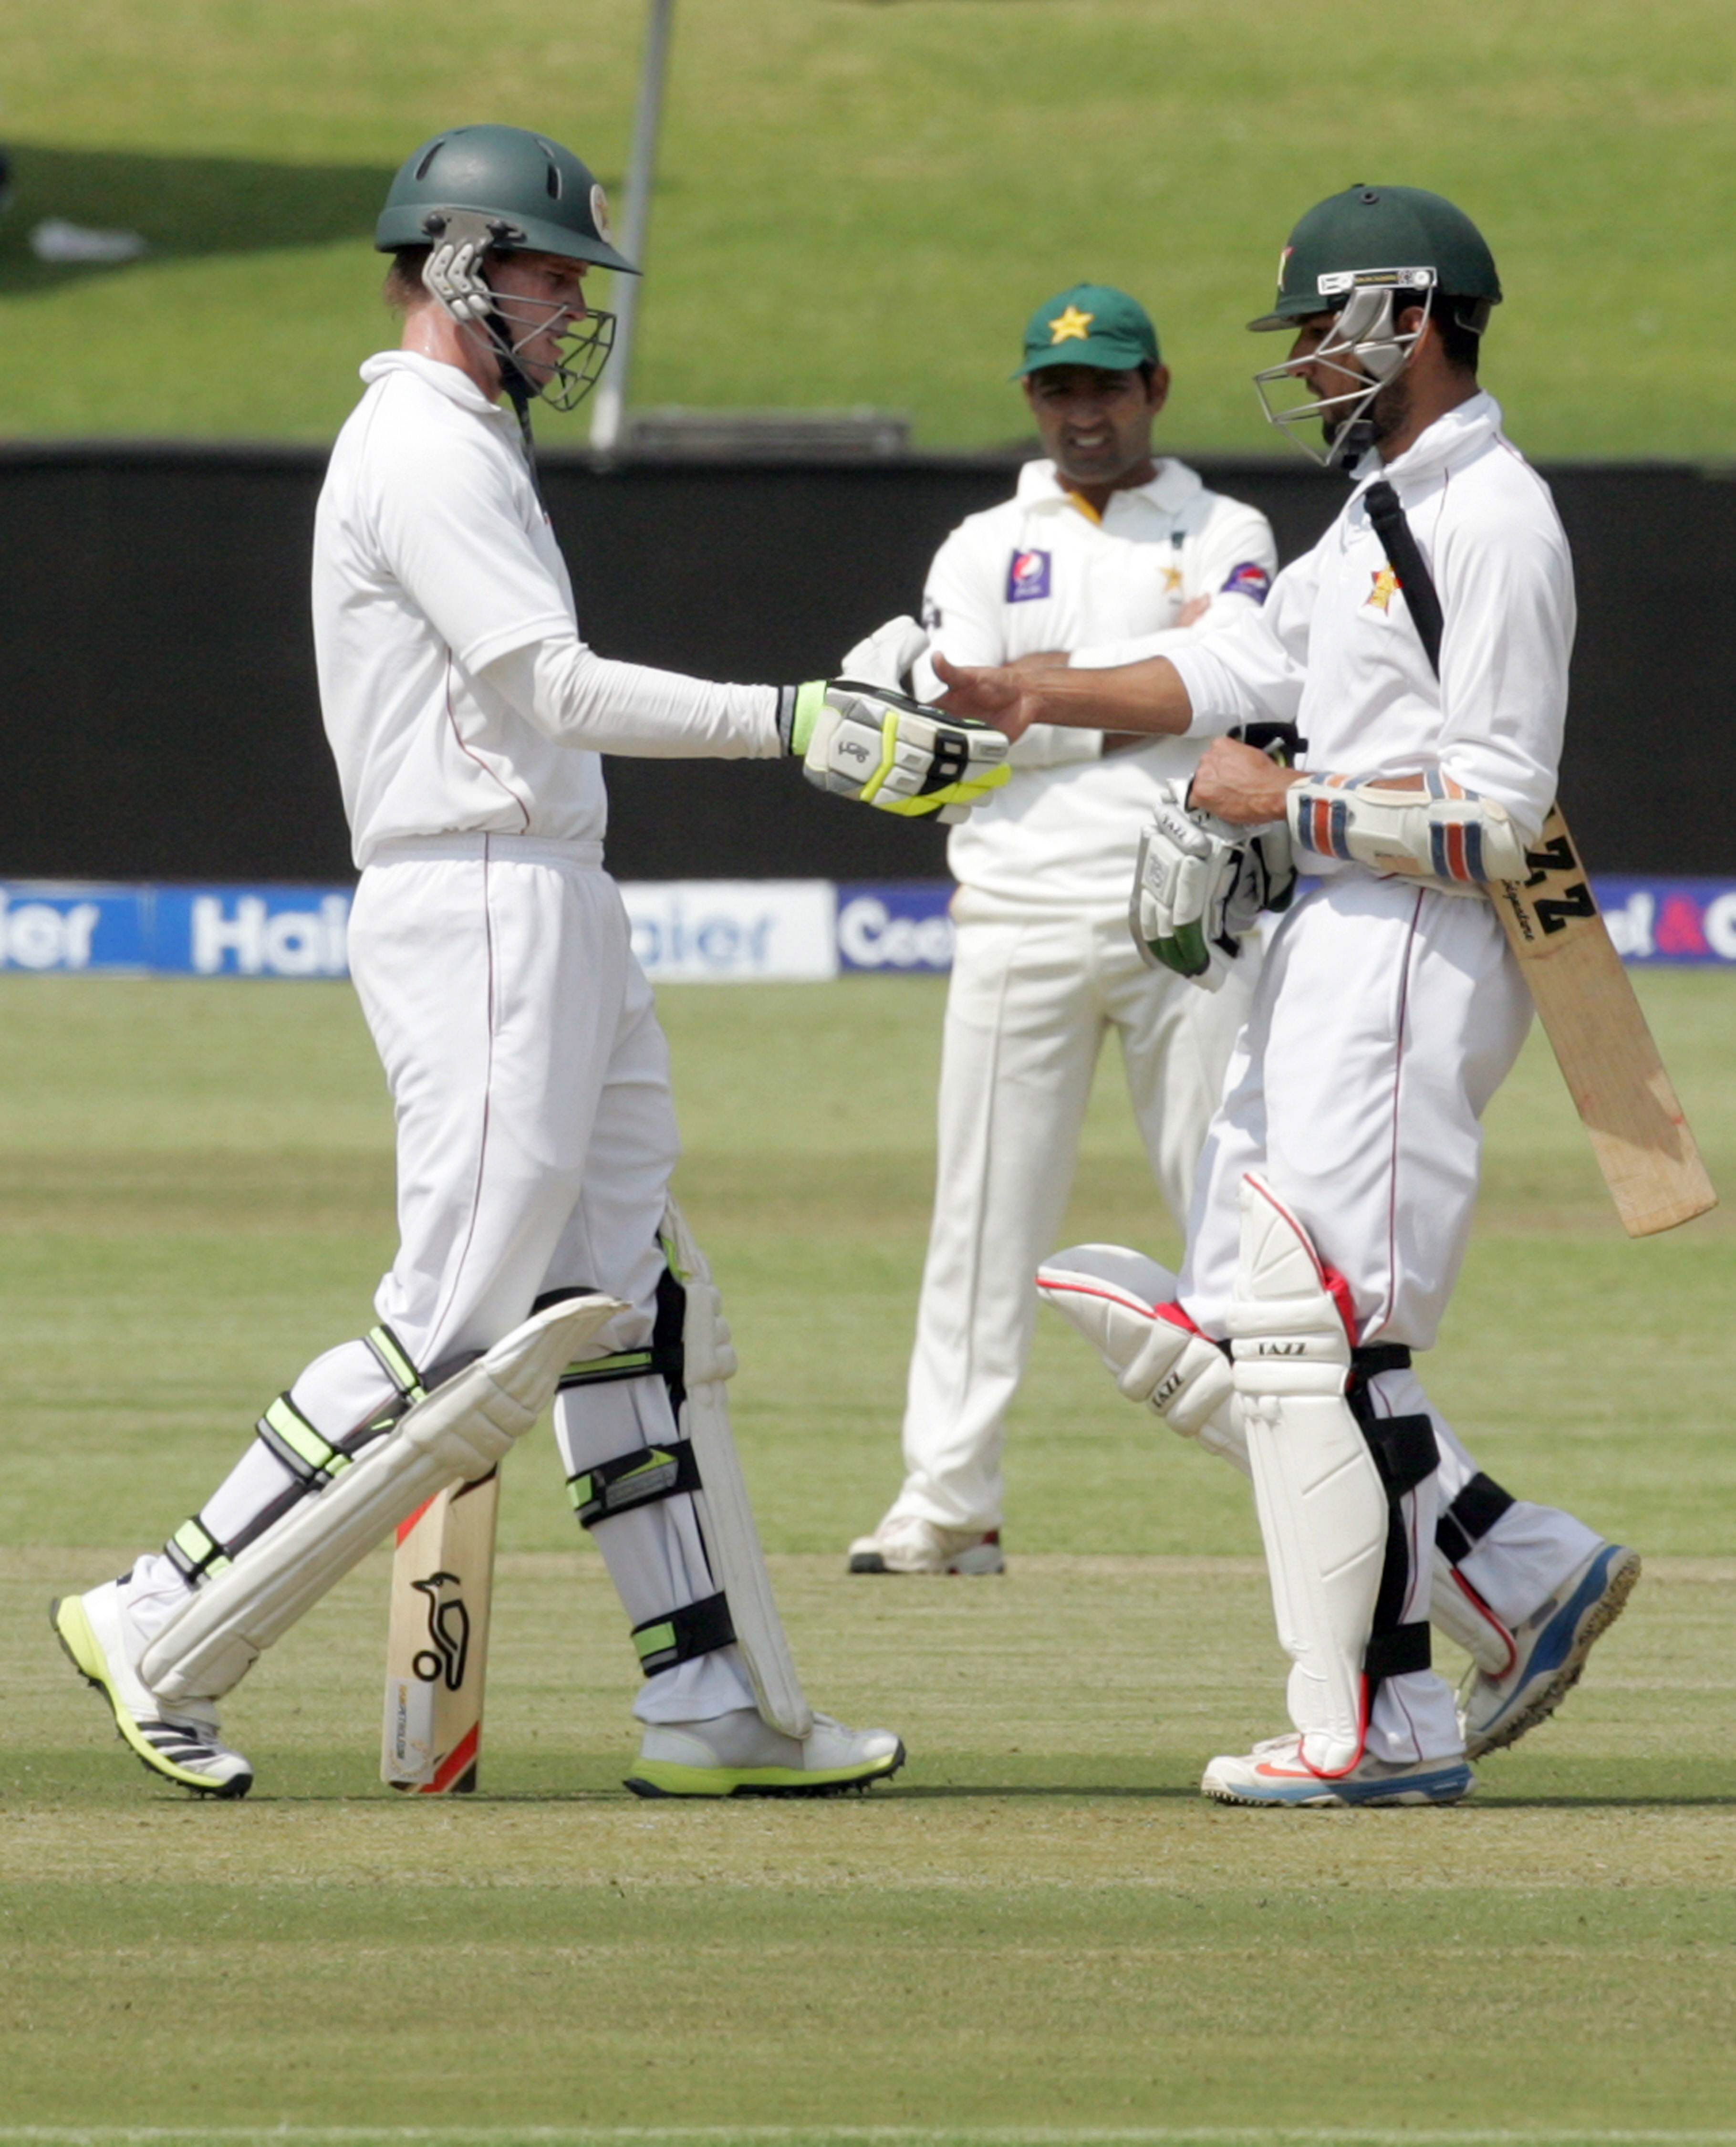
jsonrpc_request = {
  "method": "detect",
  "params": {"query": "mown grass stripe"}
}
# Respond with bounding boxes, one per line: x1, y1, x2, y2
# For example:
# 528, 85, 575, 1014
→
4, 2128, 1736, 2147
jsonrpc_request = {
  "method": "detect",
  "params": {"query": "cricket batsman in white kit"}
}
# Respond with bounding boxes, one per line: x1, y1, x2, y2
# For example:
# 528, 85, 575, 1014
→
50, 124, 1008, 1800
845, 285, 1279, 1575
937, 185, 1638, 1806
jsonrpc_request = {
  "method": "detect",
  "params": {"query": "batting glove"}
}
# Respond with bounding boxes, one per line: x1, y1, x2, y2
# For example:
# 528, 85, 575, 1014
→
1131, 781, 1296, 990
779, 679, 1010, 823
837, 615, 930, 696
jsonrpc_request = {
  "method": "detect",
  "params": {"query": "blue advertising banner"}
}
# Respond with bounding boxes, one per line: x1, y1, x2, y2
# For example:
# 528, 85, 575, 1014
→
7, 877, 1736, 978
835, 882, 955, 974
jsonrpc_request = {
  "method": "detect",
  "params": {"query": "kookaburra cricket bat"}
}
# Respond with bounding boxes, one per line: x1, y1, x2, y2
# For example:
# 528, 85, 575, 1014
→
381, 1469, 499, 1793
1493, 807, 1716, 1238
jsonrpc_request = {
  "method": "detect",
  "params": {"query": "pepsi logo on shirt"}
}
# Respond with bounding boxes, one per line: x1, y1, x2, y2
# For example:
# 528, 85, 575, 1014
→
1005, 548, 1052, 603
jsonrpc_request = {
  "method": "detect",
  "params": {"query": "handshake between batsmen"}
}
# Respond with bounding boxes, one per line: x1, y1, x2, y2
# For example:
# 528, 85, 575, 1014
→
780, 614, 1010, 825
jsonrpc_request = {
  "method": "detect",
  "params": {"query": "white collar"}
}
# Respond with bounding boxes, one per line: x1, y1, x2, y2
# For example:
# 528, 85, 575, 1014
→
360, 349, 508, 420
1351, 389, 1503, 493
1015, 455, 1202, 517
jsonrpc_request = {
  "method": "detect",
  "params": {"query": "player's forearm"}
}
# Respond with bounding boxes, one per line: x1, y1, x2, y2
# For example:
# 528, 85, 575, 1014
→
483, 636, 782, 759
1012, 657, 1195, 735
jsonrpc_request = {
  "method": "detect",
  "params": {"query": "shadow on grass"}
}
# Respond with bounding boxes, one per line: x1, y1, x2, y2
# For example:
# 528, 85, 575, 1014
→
0, 142, 393, 294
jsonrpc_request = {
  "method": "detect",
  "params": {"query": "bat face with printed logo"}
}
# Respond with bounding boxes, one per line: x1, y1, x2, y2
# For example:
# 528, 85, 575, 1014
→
381, 1468, 499, 1793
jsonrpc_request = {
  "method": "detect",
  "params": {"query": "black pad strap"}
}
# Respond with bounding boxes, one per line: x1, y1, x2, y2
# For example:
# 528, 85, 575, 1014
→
1362, 1411, 1439, 1499
557, 1344, 684, 1392
1350, 1342, 1412, 1383
631, 1591, 736, 1677
1364, 1619, 1432, 1683
1436, 1471, 1517, 1564
568, 1440, 702, 1529
1355, 1410, 1439, 1699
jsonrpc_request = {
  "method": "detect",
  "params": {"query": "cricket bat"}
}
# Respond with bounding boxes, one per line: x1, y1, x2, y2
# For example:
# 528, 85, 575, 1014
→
381, 1468, 499, 1793
1492, 806, 1716, 1238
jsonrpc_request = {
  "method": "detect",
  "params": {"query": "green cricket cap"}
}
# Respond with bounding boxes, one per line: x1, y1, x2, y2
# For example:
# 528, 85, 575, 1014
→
1014, 283, 1160, 379
1249, 184, 1500, 332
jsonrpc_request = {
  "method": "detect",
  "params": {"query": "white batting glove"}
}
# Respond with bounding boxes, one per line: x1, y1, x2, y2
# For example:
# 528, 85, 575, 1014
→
423, 239, 495, 324
1131, 780, 1295, 990
779, 680, 1010, 823
837, 615, 930, 695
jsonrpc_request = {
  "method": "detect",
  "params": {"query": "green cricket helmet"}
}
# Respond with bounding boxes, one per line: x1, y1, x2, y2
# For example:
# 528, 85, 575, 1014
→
376, 124, 636, 413
376, 124, 637, 274
1248, 184, 1501, 467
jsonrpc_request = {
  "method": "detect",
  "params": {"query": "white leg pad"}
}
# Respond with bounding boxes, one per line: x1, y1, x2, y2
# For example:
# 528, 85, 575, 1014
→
1228, 1177, 1387, 1776
141, 1295, 626, 1702
1430, 1548, 1518, 1676
1036, 1244, 1244, 1461
662, 1200, 813, 1740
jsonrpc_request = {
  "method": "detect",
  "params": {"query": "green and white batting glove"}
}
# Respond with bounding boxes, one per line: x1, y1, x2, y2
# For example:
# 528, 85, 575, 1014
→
1131, 780, 1296, 990
778, 679, 1010, 824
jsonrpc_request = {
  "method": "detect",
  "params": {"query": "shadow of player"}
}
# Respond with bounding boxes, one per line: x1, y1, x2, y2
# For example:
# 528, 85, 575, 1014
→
0, 142, 394, 294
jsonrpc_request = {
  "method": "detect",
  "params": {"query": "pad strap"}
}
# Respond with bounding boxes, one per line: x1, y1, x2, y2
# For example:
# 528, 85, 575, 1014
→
255, 1393, 358, 1490
568, 1439, 702, 1529
630, 1591, 737, 1677
1435, 1471, 1517, 1564
542, 1267, 690, 1407
1351, 1343, 1412, 1380
1355, 1408, 1440, 1698
365, 1323, 426, 1403
166, 1516, 232, 1588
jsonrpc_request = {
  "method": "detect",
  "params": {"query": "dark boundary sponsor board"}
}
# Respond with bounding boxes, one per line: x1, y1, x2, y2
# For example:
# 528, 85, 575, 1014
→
1, 446, 1733, 884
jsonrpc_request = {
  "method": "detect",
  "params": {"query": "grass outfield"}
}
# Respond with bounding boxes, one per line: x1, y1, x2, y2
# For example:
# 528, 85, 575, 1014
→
2, 1, 1734, 455
4, 969, 1736, 2141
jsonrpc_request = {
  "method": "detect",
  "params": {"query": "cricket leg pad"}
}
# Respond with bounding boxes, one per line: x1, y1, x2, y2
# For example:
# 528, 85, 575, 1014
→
1037, 1243, 1242, 1458
1228, 1176, 1389, 1778
661, 1200, 814, 1738
140, 1293, 625, 1702
558, 1203, 813, 1739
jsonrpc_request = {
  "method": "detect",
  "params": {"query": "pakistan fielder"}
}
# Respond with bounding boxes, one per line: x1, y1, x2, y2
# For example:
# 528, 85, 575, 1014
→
50, 124, 1007, 1800
938, 186, 1638, 1805
845, 285, 1278, 1576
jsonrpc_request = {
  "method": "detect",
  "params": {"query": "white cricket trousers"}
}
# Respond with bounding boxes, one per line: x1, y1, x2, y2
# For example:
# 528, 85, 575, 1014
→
1181, 873, 1592, 1761
894, 894, 1255, 1532
140, 835, 754, 1725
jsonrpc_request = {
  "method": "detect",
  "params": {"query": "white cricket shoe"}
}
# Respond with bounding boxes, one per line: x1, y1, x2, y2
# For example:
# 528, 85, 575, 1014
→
847, 1512, 1004, 1576
1460, 1541, 1641, 1759
51, 1579, 253, 1799
624, 1706, 905, 1799
1201, 1733, 1474, 1809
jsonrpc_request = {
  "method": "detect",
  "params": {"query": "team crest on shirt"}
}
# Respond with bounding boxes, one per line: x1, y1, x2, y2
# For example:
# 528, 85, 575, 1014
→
1220, 561, 1272, 604
1366, 564, 1402, 613
1006, 548, 1052, 602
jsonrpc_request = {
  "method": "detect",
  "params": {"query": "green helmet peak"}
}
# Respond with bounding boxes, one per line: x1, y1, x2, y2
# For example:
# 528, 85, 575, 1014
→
1250, 184, 1500, 334
375, 124, 637, 276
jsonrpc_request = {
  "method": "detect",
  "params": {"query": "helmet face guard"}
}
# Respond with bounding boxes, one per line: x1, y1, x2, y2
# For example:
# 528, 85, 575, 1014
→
418, 209, 616, 412
479, 280, 617, 413
1252, 268, 1436, 468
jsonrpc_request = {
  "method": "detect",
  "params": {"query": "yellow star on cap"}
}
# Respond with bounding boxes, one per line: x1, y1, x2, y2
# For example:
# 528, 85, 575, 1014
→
1048, 304, 1094, 345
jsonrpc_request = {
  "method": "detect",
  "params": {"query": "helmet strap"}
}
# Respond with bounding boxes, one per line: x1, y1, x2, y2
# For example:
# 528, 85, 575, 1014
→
497, 357, 543, 501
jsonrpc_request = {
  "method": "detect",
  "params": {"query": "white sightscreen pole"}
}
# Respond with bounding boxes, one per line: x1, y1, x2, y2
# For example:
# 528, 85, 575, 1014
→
589, 0, 676, 456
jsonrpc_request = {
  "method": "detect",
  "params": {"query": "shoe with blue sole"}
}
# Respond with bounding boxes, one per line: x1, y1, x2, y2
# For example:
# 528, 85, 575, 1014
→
1201, 1733, 1474, 1808
1460, 1541, 1640, 1759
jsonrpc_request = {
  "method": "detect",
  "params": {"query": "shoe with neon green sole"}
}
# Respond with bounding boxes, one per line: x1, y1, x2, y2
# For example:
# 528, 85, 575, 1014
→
625, 1707, 904, 1799
51, 1581, 253, 1799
